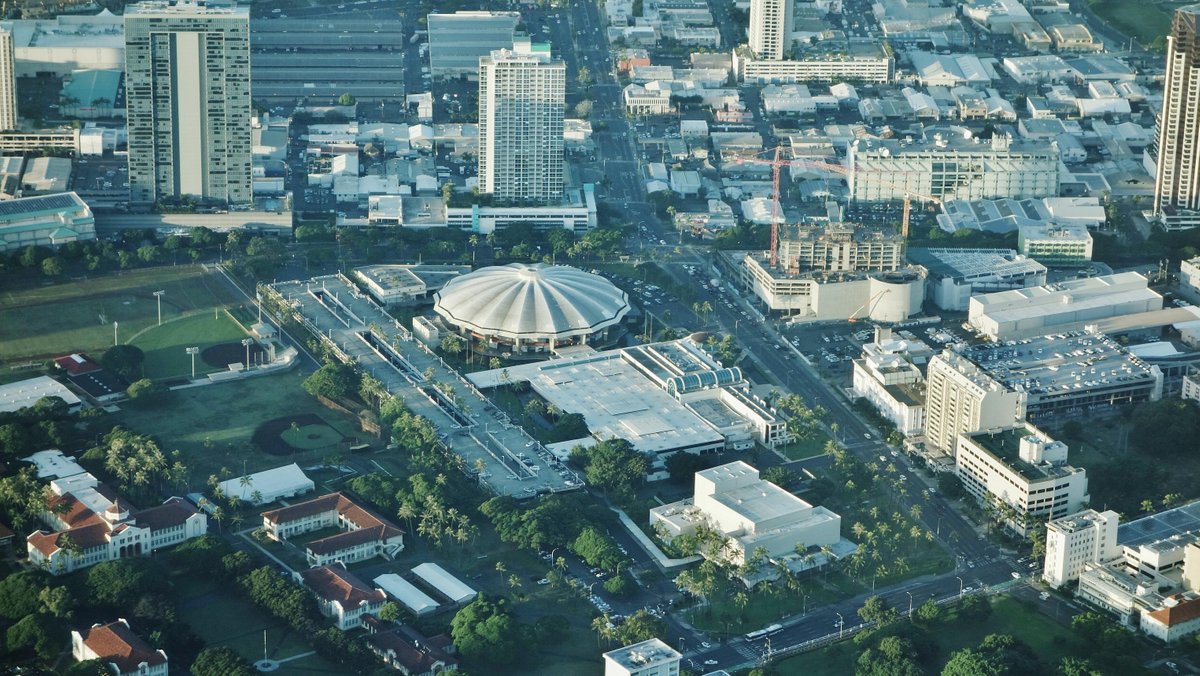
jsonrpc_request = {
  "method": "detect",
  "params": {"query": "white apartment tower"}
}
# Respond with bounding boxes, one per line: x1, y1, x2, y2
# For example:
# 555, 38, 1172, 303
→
478, 40, 565, 202
749, 0, 792, 61
924, 350, 1026, 455
1155, 5, 1200, 228
124, 1, 253, 206
0, 26, 16, 131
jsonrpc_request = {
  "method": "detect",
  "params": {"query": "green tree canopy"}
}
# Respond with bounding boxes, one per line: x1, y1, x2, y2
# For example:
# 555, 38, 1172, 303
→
302, 361, 361, 401
1131, 398, 1200, 456
857, 635, 926, 676
450, 596, 522, 665
191, 646, 257, 676
102, 344, 145, 381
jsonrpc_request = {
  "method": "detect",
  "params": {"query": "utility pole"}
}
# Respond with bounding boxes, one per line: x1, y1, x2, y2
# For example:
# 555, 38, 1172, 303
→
113, 321, 118, 346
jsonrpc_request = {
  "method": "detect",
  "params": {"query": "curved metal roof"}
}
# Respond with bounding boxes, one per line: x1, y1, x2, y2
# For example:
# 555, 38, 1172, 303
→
433, 263, 630, 341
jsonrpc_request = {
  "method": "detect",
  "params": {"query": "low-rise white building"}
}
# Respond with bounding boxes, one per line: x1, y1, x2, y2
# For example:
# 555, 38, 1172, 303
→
851, 329, 927, 436
624, 83, 673, 116
216, 463, 314, 506
650, 461, 842, 567
1043, 508, 1120, 588
603, 638, 681, 676
300, 563, 387, 630
968, 272, 1163, 341
1017, 223, 1093, 266
908, 248, 1048, 312
955, 424, 1089, 535
261, 492, 404, 566
72, 619, 167, 676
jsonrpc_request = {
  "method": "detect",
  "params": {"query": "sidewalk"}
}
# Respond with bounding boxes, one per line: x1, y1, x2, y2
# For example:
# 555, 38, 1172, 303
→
612, 507, 700, 570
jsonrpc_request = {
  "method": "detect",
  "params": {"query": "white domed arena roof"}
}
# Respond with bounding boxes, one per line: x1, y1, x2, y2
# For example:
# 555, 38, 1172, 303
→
433, 263, 630, 340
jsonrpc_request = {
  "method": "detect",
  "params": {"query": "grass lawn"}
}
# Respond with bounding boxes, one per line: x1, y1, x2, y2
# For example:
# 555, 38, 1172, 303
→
774, 596, 1079, 674
113, 370, 363, 482
689, 576, 842, 638
1088, 0, 1171, 46
777, 432, 831, 461
175, 576, 340, 673
131, 311, 249, 380
0, 266, 239, 366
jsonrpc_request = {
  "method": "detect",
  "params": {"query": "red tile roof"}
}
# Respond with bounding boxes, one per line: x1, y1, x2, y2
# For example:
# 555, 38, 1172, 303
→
1147, 596, 1200, 627
54, 353, 101, 376
262, 492, 403, 538
300, 564, 386, 607
366, 624, 459, 674
78, 620, 167, 673
28, 521, 113, 556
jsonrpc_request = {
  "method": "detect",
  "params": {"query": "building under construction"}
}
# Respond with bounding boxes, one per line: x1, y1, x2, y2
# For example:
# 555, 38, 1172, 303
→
777, 222, 906, 274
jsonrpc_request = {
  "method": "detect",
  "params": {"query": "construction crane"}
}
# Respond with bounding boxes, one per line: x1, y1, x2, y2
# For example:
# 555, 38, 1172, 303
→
730, 146, 790, 267
728, 150, 943, 265
847, 289, 891, 324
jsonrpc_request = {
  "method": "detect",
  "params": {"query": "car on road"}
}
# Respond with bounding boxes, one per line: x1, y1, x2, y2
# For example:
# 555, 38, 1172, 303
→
700, 642, 711, 649
879, 455, 887, 463
864, 433, 873, 439
704, 659, 719, 666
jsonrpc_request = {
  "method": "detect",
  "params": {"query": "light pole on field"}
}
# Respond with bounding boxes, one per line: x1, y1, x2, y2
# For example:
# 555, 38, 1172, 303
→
113, 321, 118, 346
153, 290, 165, 325
186, 347, 199, 379
241, 338, 253, 368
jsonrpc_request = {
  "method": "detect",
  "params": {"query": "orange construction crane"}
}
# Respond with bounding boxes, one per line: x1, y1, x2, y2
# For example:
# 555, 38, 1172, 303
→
730, 145, 792, 267
728, 151, 943, 265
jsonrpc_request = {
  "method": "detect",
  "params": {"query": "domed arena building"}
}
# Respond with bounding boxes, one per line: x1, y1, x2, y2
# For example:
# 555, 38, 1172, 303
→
433, 263, 631, 358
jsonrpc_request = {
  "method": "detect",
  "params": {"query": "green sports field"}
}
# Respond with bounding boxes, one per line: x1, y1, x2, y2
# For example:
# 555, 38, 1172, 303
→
130, 311, 250, 380
0, 266, 240, 368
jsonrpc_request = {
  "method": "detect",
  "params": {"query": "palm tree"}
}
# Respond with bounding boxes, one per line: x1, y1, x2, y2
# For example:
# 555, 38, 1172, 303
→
495, 561, 507, 585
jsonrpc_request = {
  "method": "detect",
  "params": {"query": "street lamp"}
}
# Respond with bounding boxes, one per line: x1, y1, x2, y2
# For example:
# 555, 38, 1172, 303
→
906, 591, 914, 621
802, 593, 809, 616
153, 290, 165, 326
113, 321, 118, 346
241, 338, 253, 368
186, 347, 199, 379
836, 612, 844, 639
957, 576, 965, 597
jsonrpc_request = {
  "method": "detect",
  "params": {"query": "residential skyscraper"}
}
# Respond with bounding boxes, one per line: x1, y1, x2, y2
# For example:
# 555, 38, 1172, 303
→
748, 0, 791, 61
124, 1, 252, 206
923, 350, 1026, 455
477, 40, 565, 202
0, 26, 17, 131
1155, 5, 1200, 229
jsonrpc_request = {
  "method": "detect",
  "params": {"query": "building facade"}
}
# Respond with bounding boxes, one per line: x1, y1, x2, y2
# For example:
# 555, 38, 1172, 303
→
851, 332, 927, 437
923, 351, 1026, 455
299, 564, 387, 630
1017, 223, 1094, 266
735, 47, 895, 84
650, 461, 842, 567
955, 425, 1089, 535
1154, 6, 1200, 229
748, 0, 790, 60
124, 1, 252, 206
478, 40, 564, 202
777, 223, 905, 274
1043, 508, 1120, 588
848, 133, 1060, 203
0, 192, 95, 253
261, 492, 405, 566
0, 26, 17, 131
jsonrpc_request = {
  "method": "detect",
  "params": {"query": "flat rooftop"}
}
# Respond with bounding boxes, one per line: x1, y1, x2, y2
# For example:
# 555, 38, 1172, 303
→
604, 638, 680, 669
964, 426, 1078, 482
713, 480, 813, 524
957, 331, 1157, 397
1119, 500, 1200, 549
909, 247, 1045, 281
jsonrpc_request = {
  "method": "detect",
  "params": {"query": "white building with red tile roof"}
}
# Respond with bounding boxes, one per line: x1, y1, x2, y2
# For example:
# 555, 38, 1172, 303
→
363, 616, 459, 675
71, 618, 168, 676
261, 492, 404, 565
26, 472, 207, 574
299, 563, 387, 630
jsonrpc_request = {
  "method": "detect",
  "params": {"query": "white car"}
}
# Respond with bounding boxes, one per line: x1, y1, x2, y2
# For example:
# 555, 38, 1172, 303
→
704, 659, 719, 666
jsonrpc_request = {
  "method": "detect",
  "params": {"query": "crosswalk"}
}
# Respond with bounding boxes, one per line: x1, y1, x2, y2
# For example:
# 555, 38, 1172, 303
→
733, 642, 762, 661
